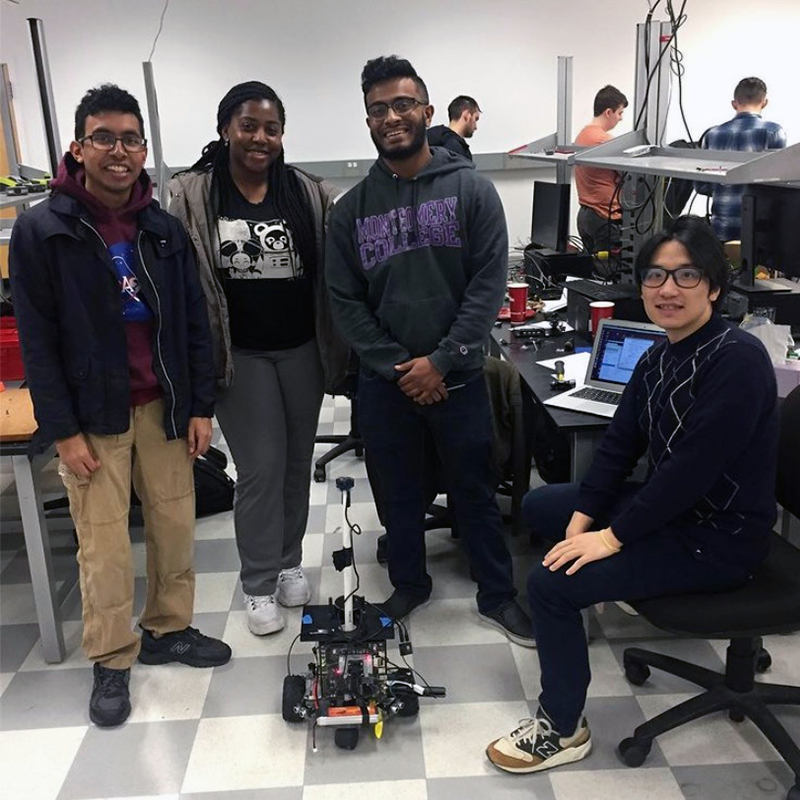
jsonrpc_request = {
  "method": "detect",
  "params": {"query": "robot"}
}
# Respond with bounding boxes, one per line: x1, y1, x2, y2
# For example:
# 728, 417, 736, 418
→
282, 476, 445, 750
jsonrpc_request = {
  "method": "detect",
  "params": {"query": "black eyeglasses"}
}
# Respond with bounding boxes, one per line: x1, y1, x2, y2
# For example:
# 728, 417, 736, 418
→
79, 132, 147, 153
366, 97, 427, 120
640, 265, 705, 289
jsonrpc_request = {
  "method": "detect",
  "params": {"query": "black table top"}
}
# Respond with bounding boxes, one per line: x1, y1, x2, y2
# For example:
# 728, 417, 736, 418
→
489, 322, 610, 434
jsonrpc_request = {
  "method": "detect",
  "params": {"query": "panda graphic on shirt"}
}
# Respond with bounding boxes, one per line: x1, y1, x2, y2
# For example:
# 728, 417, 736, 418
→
217, 217, 302, 280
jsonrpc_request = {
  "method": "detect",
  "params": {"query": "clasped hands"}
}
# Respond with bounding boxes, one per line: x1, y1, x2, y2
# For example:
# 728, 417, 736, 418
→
395, 357, 448, 405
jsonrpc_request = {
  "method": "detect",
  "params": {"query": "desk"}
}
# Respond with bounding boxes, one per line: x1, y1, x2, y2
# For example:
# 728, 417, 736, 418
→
490, 324, 609, 481
0, 389, 65, 662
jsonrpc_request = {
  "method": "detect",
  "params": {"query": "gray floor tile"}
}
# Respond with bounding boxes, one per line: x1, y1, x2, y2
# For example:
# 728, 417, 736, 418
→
0, 666, 93, 729
302, 714, 426, 785
182, 788, 303, 800
0, 623, 40, 671
412, 643, 525, 705
57, 719, 198, 800
672, 761, 796, 799
202, 654, 287, 717
194, 538, 243, 573
608, 637, 726, 695
427, 774, 557, 800
566, 695, 669, 771
0, 542, 79, 585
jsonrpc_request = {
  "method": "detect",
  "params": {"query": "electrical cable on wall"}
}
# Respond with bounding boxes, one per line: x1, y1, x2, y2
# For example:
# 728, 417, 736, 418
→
147, 0, 171, 61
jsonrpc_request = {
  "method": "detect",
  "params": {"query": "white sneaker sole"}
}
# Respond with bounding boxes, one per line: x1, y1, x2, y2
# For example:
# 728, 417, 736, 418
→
488, 737, 592, 773
276, 588, 312, 608
246, 611, 285, 636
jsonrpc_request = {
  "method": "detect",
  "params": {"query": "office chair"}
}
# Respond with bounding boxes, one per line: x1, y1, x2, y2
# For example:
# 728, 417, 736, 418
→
617, 384, 800, 800
314, 371, 363, 483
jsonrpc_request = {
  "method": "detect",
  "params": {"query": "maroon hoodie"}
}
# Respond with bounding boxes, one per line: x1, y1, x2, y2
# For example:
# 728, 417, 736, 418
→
51, 154, 162, 407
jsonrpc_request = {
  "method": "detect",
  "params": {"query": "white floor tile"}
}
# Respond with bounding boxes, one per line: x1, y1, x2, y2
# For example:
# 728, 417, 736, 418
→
409, 598, 508, 648
181, 714, 307, 792
0, 672, 13, 697
0, 726, 87, 800
195, 510, 236, 540
129, 663, 214, 722
421, 700, 531, 779
303, 779, 428, 800
302, 533, 325, 569
549, 767, 684, 800
192, 571, 239, 614
586, 639, 636, 698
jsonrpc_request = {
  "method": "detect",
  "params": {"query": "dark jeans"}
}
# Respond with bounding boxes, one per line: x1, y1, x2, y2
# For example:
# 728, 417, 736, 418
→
358, 370, 516, 613
522, 483, 750, 736
577, 205, 621, 254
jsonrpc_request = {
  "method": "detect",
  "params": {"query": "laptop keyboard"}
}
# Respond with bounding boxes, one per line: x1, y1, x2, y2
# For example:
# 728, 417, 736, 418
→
564, 279, 630, 301
571, 387, 622, 405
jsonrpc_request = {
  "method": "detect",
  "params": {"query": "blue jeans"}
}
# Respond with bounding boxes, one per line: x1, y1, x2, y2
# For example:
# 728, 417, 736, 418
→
358, 370, 516, 613
523, 483, 750, 735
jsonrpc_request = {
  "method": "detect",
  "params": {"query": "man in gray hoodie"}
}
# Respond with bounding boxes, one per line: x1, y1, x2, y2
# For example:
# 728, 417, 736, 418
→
325, 55, 534, 646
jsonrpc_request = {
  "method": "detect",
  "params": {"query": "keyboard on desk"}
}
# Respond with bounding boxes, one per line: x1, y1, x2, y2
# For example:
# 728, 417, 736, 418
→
563, 279, 632, 301
570, 387, 622, 405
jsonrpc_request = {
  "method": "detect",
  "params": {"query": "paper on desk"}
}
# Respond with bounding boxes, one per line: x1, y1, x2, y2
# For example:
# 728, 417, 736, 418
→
516, 320, 574, 332
543, 292, 567, 313
536, 352, 590, 382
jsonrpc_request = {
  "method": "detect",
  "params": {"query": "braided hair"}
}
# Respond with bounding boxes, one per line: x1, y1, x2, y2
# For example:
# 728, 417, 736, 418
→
190, 81, 318, 277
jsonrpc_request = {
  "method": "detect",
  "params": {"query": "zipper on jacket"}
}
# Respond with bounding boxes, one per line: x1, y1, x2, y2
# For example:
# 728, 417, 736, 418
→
81, 218, 179, 438
137, 232, 178, 437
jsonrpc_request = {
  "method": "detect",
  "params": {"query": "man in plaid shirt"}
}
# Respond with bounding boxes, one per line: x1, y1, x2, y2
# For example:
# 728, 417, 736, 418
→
696, 77, 786, 241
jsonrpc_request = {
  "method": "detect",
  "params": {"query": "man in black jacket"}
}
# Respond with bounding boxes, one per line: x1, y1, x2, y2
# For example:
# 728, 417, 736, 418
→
10, 84, 230, 728
427, 95, 481, 161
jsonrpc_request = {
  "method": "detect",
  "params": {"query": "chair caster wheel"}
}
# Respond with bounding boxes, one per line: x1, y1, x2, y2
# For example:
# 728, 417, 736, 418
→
335, 726, 359, 750
756, 647, 772, 673
624, 660, 650, 686
618, 736, 651, 767
355, 444, 364, 458
787, 784, 800, 800
729, 708, 745, 723
313, 466, 326, 483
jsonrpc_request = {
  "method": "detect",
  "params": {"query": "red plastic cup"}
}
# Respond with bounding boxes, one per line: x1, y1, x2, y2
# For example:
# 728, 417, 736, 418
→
590, 301, 615, 336
508, 282, 528, 323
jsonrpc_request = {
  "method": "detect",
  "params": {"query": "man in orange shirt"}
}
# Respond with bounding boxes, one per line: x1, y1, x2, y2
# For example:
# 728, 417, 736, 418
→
574, 85, 628, 253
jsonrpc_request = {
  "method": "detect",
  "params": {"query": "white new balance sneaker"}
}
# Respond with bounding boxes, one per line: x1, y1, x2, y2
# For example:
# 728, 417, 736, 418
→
244, 593, 284, 635
276, 566, 311, 607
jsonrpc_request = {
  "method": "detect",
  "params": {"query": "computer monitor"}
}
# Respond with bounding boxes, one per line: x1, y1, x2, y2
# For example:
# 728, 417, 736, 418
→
739, 185, 800, 286
530, 180, 570, 252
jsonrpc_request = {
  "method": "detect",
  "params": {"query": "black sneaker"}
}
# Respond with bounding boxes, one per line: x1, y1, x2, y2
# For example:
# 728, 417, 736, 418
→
89, 664, 131, 727
486, 707, 591, 773
479, 599, 536, 648
137, 626, 232, 667
378, 590, 430, 621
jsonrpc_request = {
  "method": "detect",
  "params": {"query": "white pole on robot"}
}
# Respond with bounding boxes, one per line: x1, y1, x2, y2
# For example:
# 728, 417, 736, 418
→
341, 482, 356, 632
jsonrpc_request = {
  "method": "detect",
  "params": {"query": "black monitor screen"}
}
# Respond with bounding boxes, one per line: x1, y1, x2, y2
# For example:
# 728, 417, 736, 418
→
741, 185, 800, 284
531, 181, 570, 252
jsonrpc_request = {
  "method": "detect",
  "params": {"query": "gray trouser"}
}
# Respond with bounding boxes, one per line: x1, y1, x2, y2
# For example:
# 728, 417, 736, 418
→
215, 339, 324, 596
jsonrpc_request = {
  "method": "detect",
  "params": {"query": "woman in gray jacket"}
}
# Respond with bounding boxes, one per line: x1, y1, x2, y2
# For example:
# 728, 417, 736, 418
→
169, 81, 347, 636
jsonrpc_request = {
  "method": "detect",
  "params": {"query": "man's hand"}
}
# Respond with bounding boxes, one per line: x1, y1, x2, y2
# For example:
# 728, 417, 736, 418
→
565, 511, 595, 539
395, 357, 447, 405
543, 527, 622, 576
187, 417, 212, 459
56, 433, 100, 478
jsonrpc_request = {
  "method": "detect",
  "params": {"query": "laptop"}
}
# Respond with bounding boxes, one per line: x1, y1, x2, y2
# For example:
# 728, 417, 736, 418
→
544, 318, 668, 418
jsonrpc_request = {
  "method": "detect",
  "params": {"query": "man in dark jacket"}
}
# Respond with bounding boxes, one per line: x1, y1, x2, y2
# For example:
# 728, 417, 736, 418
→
326, 56, 533, 646
427, 95, 481, 161
10, 84, 230, 728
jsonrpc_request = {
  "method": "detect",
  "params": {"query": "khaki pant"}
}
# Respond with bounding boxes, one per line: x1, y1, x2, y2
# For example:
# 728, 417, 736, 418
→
59, 399, 196, 669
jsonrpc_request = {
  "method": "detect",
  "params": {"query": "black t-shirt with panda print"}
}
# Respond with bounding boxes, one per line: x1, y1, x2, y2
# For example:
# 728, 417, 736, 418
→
217, 181, 314, 351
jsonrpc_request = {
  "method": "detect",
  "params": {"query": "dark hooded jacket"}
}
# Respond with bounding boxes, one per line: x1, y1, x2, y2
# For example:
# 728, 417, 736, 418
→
325, 147, 507, 381
9, 153, 215, 451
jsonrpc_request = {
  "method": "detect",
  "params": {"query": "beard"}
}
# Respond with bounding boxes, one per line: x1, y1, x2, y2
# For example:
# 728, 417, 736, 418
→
370, 118, 428, 162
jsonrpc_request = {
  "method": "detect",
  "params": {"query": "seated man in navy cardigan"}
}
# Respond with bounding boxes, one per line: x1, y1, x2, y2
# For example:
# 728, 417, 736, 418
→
485, 215, 778, 774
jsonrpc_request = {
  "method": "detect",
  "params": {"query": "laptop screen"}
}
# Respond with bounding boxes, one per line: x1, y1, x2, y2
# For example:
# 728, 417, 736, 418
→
590, 322, 667, 387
